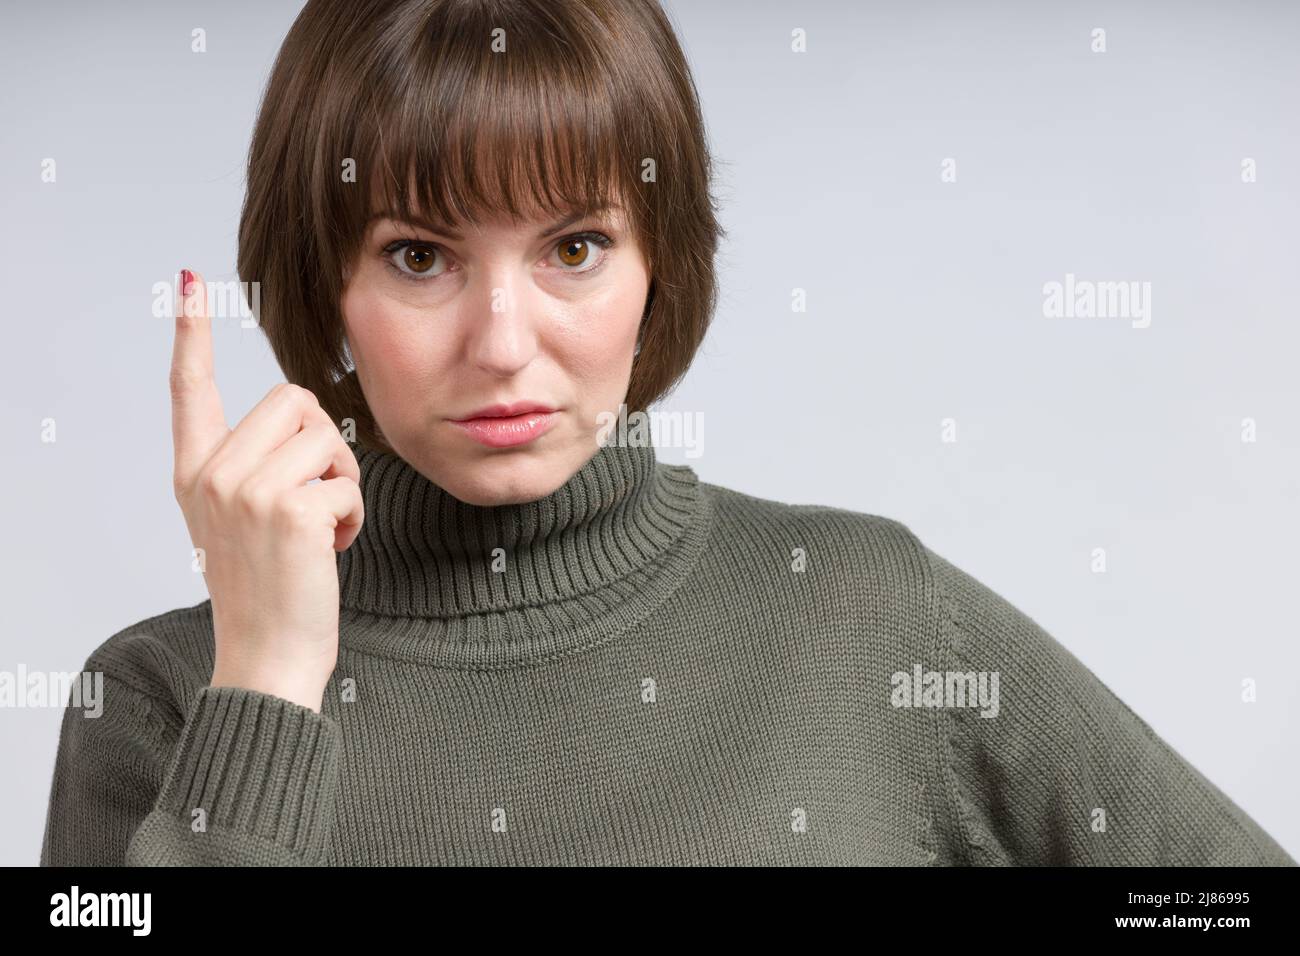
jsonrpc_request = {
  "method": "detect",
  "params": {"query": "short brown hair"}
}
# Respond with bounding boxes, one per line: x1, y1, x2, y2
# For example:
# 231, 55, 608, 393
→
237, 0, 725, 452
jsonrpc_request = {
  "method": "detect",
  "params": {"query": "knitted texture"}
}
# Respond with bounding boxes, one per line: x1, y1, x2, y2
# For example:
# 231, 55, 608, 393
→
39, 439, 1295, 865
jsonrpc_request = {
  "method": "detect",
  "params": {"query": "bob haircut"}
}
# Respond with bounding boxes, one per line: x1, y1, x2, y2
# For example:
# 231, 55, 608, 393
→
237, 0, 725, 454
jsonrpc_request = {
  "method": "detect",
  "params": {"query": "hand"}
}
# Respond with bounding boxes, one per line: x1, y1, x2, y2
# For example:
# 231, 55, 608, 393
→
169, 269, 364, 712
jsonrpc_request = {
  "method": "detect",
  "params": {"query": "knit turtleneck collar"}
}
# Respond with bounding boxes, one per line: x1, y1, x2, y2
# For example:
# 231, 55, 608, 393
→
335, 437, 711, 668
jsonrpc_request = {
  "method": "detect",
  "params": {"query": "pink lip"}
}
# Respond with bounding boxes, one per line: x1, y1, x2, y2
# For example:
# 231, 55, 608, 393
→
449, 406, 559, 448
453, 401, 556, 420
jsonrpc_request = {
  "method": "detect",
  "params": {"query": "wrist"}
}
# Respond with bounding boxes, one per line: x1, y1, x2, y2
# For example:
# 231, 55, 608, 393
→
208, 666, 328, 712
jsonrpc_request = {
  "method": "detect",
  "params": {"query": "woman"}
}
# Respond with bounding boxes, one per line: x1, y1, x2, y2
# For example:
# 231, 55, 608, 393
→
40, 0, 1293, 866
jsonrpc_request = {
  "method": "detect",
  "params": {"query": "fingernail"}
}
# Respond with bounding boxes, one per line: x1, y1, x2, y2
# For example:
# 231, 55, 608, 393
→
176, 268, 193, 320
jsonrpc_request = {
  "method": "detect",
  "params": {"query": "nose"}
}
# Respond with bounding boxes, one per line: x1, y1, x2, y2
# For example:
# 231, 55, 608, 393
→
463, 268, 540, 377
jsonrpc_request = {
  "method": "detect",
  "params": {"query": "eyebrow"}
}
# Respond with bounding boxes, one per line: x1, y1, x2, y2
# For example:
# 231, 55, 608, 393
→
366, 205, 616, 241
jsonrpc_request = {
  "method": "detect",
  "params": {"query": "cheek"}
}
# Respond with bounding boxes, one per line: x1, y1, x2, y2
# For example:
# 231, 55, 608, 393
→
553, 265, 647, 374
341, 284, 436, 383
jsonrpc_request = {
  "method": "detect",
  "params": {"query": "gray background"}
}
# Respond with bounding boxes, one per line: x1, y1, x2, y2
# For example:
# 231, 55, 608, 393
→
2, 0, 1296, 865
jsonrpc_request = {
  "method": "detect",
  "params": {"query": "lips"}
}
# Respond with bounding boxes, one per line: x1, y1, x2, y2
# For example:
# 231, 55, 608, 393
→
449, 402, 560, 448
451, 400, 556, 422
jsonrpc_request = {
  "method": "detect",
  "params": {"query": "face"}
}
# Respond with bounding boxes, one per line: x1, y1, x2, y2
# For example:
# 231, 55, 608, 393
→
340, 200, 649, 506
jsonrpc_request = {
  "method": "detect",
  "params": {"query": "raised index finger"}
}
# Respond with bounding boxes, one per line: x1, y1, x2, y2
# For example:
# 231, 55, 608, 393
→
170, 268, 228, 484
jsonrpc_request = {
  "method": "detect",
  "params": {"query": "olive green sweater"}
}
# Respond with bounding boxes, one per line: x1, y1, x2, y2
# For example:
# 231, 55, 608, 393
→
39, 438, 1295, 865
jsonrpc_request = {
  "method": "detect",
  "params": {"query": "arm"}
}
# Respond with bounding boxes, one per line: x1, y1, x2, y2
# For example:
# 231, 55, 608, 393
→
922, 544, 1296, 866
40, 666, 342, 866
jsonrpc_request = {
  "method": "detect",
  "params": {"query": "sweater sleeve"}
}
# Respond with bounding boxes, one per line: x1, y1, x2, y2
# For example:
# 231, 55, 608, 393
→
921, 544, 1296, 866
40, 667, 343, 866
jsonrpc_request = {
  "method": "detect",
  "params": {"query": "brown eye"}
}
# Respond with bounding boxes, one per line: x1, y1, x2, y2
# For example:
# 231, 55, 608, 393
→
385, 240, 446, 280
403, 243, 437, 273
551, 232, 614, 273
557, 238, 590, 268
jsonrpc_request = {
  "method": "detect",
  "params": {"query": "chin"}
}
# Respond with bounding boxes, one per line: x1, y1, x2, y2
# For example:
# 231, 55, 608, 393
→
435, 449, 570, 506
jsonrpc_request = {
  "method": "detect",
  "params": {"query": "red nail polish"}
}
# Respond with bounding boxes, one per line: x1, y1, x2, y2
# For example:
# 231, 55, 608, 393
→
180, 268, 194, 296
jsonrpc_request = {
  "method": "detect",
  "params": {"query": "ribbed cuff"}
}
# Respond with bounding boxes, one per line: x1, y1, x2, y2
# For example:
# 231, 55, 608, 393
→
155, 685, 341, 862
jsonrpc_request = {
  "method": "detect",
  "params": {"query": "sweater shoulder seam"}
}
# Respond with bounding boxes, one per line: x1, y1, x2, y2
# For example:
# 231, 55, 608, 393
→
81, 655, 188, 731
908, 534, 1004, 866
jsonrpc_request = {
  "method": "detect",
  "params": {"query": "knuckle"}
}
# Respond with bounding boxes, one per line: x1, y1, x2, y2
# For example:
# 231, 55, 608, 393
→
284, 383, 320, 408
199, 465, 234, 500
273, 494, 314, 529
234, 479, 273, 516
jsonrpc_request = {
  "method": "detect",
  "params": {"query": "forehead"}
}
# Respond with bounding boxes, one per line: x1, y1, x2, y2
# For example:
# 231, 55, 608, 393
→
364, 157, 625, 230
366, 197, 626, 240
